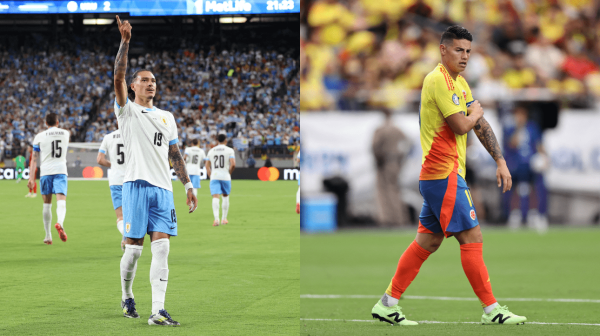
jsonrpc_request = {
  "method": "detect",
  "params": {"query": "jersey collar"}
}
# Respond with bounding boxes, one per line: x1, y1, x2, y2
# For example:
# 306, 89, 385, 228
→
133, 101, 157, 112
438, 63, 461, 81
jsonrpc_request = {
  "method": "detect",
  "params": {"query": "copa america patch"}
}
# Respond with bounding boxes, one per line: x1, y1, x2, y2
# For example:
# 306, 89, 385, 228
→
126, 223, 131, 233
452, 93, 460, 105
470, 209, 476, 220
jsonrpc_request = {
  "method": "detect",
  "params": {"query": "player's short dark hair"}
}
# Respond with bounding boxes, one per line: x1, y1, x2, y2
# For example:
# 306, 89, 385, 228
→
46, 112, 58, 126
440, 25, 473, 45
128, 69, 153, 100
217, 134, 227, 142
192, 139, 199, 145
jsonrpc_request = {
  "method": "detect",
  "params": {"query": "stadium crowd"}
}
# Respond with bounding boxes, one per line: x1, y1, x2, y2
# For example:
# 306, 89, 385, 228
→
92, 46, 300, 155
300, 0, 600, 111
1, 34, 300, 162
0, 36, 113, 161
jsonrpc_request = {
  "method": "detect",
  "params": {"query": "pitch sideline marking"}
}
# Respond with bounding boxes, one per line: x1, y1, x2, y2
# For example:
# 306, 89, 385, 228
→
300, 318, 600, 326
300, 294, 600, 303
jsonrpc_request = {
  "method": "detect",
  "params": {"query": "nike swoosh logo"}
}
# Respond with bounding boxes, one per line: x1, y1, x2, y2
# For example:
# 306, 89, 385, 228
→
124, 279, 131, 281
141, 111, 148, 113
160, 279, 168, 281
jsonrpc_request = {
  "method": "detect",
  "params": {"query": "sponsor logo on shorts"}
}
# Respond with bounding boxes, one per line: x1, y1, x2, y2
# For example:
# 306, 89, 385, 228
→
452, 93, 459, 105
470, 209, 476, 220
126, 223, 131, 233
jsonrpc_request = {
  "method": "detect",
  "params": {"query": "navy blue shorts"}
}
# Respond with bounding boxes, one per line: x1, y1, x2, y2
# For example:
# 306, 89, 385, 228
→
418, 173, 479, 237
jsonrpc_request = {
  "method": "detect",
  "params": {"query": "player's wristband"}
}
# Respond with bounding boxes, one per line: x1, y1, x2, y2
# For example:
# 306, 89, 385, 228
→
184, 182, 193, 194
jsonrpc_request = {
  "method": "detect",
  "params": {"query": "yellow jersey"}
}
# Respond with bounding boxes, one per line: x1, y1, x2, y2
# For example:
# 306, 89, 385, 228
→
419, 63, 474, 181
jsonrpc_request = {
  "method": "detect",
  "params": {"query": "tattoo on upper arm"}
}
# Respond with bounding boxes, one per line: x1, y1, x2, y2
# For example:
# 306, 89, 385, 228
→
474, 117, 503, 161
168, 144, 190, 185
114, 41, 129, 80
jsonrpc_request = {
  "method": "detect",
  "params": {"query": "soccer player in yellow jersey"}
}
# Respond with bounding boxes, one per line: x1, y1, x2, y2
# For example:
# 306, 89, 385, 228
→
371, 25, 527, 326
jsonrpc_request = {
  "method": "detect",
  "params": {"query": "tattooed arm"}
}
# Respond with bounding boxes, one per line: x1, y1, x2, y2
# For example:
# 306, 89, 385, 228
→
473, 117, 503, 161
169, 143, 198, 213
114, 15, 131, 107
27, 151, 38, 190
473, 117, 512, 193
168, 143, 191, 185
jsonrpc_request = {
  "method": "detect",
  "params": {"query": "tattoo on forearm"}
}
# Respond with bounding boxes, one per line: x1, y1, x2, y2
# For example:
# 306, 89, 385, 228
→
168, 144, 190, 185
474, 117, 503, 161
114, 41, 129, 79
30, 152, 38, 168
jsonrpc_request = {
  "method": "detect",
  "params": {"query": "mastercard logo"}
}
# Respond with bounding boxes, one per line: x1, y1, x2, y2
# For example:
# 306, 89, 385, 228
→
82, 166, 104, 178
257, 167, 279, 181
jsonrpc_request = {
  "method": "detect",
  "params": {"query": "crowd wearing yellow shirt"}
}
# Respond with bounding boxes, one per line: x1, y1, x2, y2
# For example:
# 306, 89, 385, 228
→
301, 0, 600, 111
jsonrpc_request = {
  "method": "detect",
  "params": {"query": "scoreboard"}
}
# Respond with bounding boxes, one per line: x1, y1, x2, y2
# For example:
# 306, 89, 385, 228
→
0, 0, 299, 15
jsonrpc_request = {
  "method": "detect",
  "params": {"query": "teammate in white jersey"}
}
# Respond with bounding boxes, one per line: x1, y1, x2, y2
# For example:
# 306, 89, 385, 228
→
114, 16, 197, 326
206, 134, 236, 226
183, 138, 206, 197
97, 128, 127, 251
28, 112, 70, 245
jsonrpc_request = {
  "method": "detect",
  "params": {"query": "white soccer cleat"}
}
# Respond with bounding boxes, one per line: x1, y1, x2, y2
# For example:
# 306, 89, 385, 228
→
31, 193, 37, 198
213, 219, 220, 227
43, 238, 52, 245
25, 193, 31, 198
221, 219, 228, 225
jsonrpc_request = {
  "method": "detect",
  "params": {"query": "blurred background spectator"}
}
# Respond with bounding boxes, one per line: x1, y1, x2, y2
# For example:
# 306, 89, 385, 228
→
301, 0, 600, 111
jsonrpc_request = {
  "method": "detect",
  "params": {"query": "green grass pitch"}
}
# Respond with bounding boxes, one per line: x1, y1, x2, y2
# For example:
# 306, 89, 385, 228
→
0, 179, 299, 335
301, 228, 600, 335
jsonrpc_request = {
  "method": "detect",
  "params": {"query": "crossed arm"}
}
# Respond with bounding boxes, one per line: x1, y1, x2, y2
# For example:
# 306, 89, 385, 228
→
444, 99, 511, 192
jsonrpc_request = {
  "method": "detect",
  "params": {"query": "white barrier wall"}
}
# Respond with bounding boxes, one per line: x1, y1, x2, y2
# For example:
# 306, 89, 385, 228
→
301, 112, 422, 216
302, 110, 600, 220
544, 112, 600, 193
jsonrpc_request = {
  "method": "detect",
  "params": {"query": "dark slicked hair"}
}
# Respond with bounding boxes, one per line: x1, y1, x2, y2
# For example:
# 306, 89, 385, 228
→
128, 69, 153, 100
440, 25, 473, 45
217, 134, 227, 143
192, 138, 199, 145
46, 112, 58, 126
